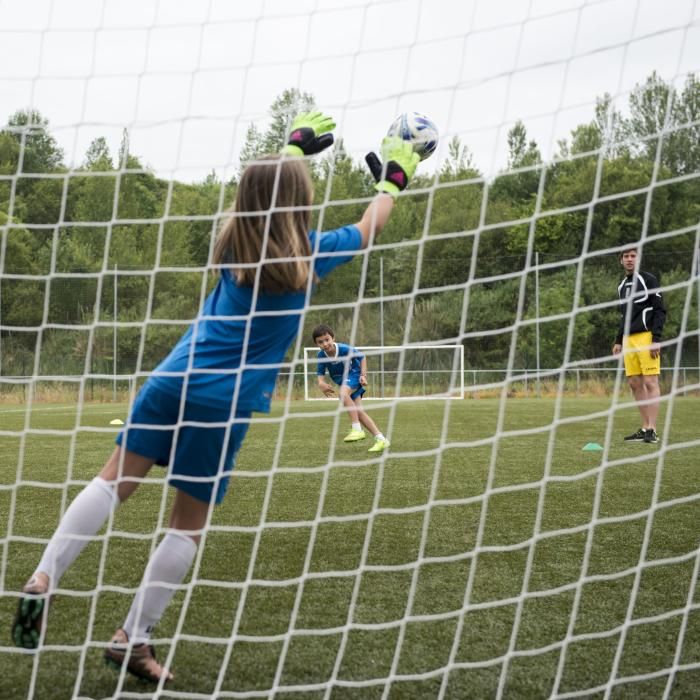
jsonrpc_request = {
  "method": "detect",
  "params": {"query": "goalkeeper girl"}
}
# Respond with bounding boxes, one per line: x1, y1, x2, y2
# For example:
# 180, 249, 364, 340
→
12, 113, 419, 685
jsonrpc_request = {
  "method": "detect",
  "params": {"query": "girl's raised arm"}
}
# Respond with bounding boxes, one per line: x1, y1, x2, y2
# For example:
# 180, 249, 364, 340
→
355, 137, 420, 248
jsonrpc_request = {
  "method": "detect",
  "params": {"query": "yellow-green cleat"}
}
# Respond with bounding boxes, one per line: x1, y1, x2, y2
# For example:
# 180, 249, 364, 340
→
343, 429, 366, 443
368, 439, 390, 453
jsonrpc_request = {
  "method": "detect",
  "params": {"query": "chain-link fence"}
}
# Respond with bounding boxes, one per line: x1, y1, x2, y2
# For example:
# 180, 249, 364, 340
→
2, 366, 698, 404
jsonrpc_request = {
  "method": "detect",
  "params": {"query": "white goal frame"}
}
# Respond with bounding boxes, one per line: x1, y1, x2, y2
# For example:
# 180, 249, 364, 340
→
302, 344, 465, 401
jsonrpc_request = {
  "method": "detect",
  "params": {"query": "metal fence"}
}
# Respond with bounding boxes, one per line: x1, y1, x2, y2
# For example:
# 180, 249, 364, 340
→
459, 366, 700, 397
298, 366, 700, 400
3, 365, 697, 403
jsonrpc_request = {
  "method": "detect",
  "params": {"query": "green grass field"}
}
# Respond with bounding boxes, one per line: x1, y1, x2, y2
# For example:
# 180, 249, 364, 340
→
1, 396, 699, 699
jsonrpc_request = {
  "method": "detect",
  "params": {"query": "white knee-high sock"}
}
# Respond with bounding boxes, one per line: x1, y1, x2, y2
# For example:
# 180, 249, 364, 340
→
36, 477, 119, 586
123, 531, 197, 644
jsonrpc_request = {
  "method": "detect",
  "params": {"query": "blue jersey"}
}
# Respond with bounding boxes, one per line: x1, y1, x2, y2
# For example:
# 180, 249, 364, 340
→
317, 342, 364, 387
147, 225, 362, 413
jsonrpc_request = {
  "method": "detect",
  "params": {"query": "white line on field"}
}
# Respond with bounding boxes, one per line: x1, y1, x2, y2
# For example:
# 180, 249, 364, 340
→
0, 405, 127, 415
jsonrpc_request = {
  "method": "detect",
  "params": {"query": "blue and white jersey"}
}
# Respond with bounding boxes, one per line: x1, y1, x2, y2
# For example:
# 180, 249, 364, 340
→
316, 342, 364, 387
147, 225, 363, 414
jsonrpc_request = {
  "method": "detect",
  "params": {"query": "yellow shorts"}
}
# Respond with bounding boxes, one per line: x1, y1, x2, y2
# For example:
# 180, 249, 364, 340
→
623, 331, 660, 377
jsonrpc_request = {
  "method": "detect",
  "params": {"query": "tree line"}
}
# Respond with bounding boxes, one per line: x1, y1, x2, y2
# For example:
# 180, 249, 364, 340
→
1, 72, 699, 382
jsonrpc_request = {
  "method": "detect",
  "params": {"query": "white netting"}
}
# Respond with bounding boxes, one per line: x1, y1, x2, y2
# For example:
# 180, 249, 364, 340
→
1, 1, 700, 699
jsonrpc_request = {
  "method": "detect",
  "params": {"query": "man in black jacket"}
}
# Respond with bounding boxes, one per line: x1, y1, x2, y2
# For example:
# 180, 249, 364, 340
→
612, 246, 666, 444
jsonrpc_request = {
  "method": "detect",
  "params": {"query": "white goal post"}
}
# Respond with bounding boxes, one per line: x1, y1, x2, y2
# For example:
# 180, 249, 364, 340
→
302, 344, 465, 400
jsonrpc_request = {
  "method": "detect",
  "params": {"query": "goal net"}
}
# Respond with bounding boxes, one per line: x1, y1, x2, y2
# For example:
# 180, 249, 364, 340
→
2, 1, 700, 699
303, 345, 465, 400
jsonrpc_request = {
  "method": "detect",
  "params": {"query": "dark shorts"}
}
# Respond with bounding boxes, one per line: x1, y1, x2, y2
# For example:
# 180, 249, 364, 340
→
116, 382, 250, 505
338, 372, 366, 401
348, 384, 366, 400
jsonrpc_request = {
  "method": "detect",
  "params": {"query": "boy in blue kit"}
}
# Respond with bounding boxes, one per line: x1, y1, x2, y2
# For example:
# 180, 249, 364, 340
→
313, 324, 389, 454
12, 112, 420, 683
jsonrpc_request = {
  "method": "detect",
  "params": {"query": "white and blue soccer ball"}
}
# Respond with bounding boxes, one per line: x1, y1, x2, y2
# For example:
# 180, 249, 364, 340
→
386, 112, 439, 161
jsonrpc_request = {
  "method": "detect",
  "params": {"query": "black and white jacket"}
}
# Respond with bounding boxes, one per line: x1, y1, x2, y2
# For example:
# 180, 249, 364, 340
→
615, 270, 666, 345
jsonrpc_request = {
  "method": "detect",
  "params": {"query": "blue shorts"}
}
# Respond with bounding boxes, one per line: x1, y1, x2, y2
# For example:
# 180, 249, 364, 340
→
344, 383, 366, 400
116, 382, 250, 505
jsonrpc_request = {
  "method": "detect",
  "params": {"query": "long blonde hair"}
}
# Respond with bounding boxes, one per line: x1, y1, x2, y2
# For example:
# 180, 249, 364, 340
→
213, 155, 313, 293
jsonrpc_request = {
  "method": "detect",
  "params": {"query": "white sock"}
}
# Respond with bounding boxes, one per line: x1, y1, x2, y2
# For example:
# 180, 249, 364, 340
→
123, 531, 197, 644
36, 477, 119, 586
352, 422, 362, 432
374, 433, 385, 441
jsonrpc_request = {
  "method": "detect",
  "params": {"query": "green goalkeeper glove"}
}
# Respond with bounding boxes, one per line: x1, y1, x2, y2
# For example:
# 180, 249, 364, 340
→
281, 111, 336, 156
365, 137, 420, 195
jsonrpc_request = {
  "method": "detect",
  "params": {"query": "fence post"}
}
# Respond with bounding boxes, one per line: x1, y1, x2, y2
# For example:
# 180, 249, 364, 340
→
113, 263, 118, 402
535, 251, 541, 397
379, 256, 385, 399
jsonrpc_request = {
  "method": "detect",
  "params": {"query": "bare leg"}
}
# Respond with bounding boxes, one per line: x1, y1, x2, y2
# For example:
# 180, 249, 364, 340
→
627, 375, 648, 427
627, 375, 660, 429
642, 375, 661, 430
100, 446, 157, 502
356, 399, 381, 436
168, 488, 211, 543
339, 386, 360, 425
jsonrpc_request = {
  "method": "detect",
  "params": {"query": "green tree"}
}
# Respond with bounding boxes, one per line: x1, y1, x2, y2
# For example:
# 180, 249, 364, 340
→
237, 123, 264, 174
665, 73, 700, 175
237, 87, 318, 175
626, 71, 672, 163
84, 136, 113, 170
593, 94, 628, 158
262, 88, 316, 154
2, 73, 698, 378
6, 109, 64, 173
0, 110, 65, 225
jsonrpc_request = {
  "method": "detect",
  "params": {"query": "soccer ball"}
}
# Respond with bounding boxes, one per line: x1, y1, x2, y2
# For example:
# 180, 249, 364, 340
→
386, 112, 439, 161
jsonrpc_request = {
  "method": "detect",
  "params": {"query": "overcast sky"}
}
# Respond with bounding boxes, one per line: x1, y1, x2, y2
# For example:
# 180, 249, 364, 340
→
0, 0, 698, 182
